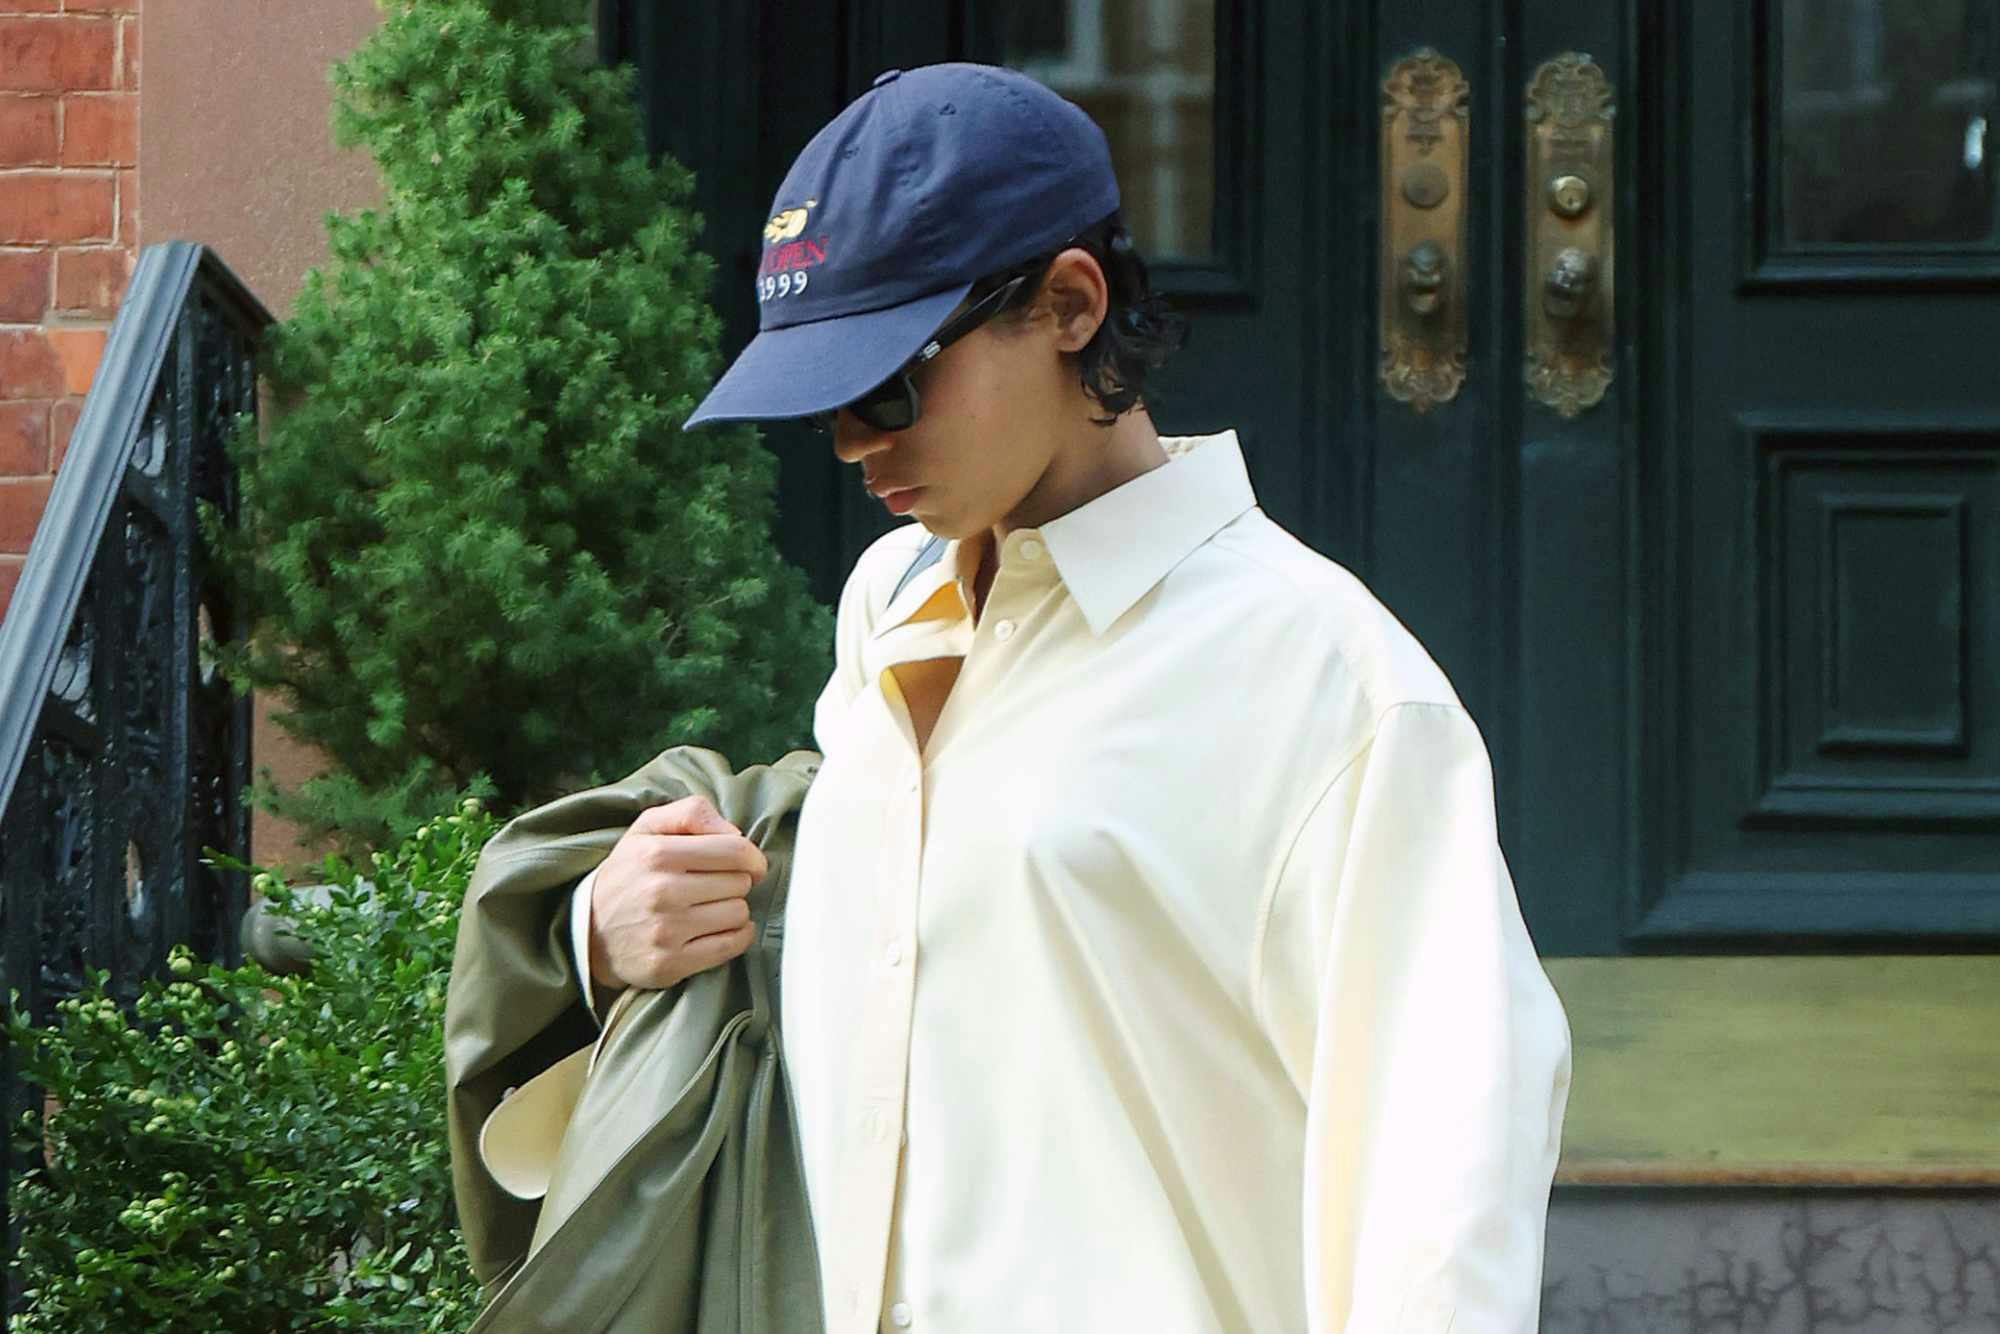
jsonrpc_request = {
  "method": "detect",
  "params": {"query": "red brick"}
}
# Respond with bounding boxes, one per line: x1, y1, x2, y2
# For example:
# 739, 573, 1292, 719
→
0, 18, 117, 93
64, 0, 138, 13
0, 328, 61, 398
49, 393, 76, 469
0, 171, 115, 243
0, 556, 22, 625
53, 244, 124, 314
46, 325, 103, 395
0, 247, 49, 321
0, 0, 62, 13
0, 94, 58, 165
0, 399, 48, 473
118, 15, 137, 89
60, 91, 134, 165
116, 167, 135, 245
0, 476, 54, 553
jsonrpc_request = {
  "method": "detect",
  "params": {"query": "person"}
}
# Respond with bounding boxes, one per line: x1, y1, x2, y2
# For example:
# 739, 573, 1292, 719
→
571, 61, 1573, 1333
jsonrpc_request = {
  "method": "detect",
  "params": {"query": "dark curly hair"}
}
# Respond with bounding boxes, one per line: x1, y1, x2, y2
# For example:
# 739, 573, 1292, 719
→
976, 211, 1189, 426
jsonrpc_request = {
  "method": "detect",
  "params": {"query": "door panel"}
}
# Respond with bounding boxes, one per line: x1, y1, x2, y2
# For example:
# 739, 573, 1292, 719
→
1370, 0, 1633, 954
1645, 0, 2000, 943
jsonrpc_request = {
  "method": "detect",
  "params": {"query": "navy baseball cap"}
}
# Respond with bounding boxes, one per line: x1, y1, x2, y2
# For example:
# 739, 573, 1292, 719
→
683, 62, 1121, 430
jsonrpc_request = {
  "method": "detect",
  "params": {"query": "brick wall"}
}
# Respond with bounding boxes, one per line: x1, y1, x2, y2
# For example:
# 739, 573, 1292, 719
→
0, 0, 138, 620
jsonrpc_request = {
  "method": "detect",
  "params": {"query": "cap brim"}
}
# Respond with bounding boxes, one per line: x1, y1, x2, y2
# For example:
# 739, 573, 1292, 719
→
683, 281, 976, 430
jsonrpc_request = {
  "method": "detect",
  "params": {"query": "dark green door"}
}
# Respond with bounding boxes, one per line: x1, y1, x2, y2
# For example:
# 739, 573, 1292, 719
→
611, 1, 2000, 956
1363, 0, 2000, 953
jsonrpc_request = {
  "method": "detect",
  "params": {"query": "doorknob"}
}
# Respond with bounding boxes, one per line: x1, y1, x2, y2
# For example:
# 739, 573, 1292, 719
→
1402, 240, 1449, 316
1524, 53, 1615, 418
1379, 49, 1469, 414
1542, 246, 1599, 320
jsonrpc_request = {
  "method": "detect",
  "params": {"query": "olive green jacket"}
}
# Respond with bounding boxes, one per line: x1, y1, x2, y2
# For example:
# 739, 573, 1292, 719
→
443, 745, 825, 1333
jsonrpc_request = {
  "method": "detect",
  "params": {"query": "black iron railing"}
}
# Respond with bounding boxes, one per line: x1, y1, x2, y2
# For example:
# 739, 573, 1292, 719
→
0, 242, 270, 1286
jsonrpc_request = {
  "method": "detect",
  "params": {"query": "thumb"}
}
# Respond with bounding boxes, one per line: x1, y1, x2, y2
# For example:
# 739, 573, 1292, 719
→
645, 794, 741, 837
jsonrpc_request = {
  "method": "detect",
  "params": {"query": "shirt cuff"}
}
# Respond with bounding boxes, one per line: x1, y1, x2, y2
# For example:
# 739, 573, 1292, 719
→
569, 864, 612, 1023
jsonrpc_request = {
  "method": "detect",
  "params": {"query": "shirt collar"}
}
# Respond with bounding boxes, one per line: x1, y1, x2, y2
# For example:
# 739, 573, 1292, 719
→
876, 429, 1257, 638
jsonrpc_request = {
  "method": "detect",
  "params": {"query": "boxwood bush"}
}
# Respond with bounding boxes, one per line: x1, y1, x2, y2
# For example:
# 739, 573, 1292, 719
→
4, 797, 500, 1332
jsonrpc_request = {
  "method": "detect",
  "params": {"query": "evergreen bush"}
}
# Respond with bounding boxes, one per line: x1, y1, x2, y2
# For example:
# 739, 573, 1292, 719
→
5, 802, 498, 1331
203, 0, 832, 859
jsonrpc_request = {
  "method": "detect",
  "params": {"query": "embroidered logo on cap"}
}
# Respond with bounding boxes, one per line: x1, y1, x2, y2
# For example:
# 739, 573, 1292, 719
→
763, 198, 819, 243
759, 198, 830, 305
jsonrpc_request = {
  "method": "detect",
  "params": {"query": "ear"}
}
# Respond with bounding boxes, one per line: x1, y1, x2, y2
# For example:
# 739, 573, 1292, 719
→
1038, 249, 1109, 353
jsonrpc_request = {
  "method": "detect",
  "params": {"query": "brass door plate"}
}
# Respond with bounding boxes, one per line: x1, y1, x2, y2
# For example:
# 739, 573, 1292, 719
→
1379, 49, 1470, 414
1524, 53, 1616, 417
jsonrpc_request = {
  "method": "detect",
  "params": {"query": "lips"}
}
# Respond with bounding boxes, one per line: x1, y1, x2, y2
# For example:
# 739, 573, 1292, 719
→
866, 481, 919, 499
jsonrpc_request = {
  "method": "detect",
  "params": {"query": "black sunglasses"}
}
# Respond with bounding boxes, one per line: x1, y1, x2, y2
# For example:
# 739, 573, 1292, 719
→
808, 264, 1044, 435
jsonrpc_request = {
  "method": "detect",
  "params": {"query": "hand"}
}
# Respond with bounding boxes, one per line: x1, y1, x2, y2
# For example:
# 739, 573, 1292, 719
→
584, 795, 770, 992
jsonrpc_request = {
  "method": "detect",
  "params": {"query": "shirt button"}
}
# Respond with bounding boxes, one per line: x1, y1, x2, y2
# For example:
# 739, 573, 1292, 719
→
889, 1301, 914, 1327
884, 941, 903, 967
905, 772, 920, 793
1019, 538, 1043, 560
993, 619, 1016, 640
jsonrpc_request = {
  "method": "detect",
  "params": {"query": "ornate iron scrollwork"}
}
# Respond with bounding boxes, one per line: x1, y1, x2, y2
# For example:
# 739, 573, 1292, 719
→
0, 245, 269, 1293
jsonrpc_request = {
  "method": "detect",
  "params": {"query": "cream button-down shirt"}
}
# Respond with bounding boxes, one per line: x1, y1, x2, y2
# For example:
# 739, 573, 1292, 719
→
575, 428, 1572, 1332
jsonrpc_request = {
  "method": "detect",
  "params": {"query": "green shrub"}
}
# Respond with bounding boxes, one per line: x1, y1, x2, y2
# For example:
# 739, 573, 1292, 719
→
5, 800, 500, 1332
203, 0, 833, 860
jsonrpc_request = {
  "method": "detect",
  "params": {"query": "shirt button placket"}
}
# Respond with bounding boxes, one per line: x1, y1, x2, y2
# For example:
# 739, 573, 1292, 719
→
868, 755, 920, 1304
982, 531, 1041, 646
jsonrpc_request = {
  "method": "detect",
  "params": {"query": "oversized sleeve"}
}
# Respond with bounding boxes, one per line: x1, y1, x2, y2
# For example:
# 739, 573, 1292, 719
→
445, 745, 814, 1287
1255, 701, 1573, 1333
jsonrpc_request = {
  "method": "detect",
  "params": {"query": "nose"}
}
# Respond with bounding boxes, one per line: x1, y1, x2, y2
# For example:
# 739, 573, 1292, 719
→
831, 412, 895, 464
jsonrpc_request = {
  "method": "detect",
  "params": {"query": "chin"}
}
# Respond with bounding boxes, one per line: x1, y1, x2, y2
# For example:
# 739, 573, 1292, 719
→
915, 511, 973, 541
916, 499, 1005, 544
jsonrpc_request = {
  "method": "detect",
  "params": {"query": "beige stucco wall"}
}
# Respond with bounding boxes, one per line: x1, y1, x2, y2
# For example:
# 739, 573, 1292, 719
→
142, 0, 381, 872
142, 1, 381, 311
